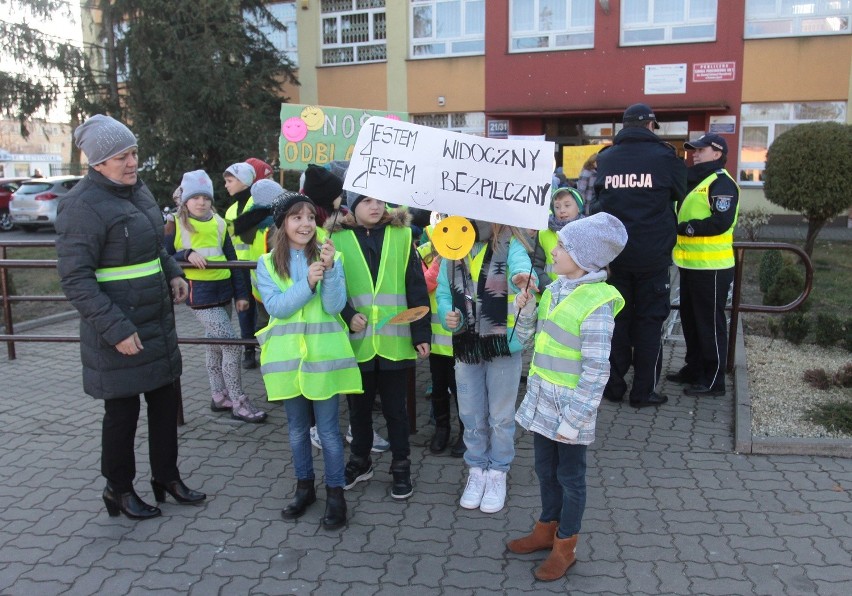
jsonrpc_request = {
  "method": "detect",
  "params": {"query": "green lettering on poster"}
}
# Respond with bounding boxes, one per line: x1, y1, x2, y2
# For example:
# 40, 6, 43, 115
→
279, 104, 409, 170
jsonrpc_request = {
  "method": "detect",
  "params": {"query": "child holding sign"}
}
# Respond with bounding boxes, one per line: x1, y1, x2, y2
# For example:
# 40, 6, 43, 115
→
507, 213, 626, 581
436, 220, 537, 514
330, 193, 431, 500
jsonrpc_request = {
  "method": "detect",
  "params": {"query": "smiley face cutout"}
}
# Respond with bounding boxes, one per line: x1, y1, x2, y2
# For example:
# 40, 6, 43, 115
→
432, 215, 476, 260
300, 105, 325, 131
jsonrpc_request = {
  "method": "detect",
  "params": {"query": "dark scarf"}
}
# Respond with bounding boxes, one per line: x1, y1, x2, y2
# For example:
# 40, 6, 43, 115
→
449, 228, 512, 364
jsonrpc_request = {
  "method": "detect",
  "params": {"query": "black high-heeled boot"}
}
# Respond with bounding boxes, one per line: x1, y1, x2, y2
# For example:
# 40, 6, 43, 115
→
281, 479, 316, 519
151, 479, 207, 504
322, 486, 347, 530
103, 484, 161, 520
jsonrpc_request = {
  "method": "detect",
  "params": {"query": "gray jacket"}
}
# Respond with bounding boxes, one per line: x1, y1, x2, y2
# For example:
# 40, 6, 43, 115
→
56, 168, 183, 399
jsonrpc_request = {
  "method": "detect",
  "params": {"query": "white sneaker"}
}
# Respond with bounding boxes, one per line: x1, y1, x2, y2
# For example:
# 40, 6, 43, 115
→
479, 469, 507, 514
310, 426, 322, 450
345, 425, 390, 453
459, 467, 487, 509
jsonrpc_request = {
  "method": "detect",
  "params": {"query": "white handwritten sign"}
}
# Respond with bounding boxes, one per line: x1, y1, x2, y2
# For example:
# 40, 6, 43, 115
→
342, 117, 555, 230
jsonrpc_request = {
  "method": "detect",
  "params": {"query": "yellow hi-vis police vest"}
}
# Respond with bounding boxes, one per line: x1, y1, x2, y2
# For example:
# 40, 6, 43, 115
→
417, 241, 452, 357
225, 197, 255, 260
673, 169, 740, 270
538, 229, 558, 283
256, 253, 362, 400
174, 215, 230, 281
335, 226, 417, 363
467, 240, 521, 329
529, 283, 624, 388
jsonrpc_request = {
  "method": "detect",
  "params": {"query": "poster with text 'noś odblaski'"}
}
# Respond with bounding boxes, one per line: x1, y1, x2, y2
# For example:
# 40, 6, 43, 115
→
279, 104, 409, 171
342, 117, 555, 230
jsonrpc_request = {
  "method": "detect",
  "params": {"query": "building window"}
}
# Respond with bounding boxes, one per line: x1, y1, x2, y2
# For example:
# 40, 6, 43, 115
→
744, 0, 851, 38
738, 101, 846, 185
509, 0, 595, 52
258, 1, 299, 66
412, 112, 486, 135
410, 0, 485, 58
621, 0, 717, 46
320, 0, 386, 65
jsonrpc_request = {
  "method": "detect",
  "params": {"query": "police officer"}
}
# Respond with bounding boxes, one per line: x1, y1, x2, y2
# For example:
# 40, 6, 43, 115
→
591, 103, 687, 408
667, 133, 739, 396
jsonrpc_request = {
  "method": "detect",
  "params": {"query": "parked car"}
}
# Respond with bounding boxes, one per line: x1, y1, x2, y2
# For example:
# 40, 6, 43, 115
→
9, 176, 83, 232
0, 177, 30, 232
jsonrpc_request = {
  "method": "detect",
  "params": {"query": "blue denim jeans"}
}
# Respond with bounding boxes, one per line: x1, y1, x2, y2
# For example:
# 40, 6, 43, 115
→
455, 352, 522, 473
283, 395, 345, 488
534, 432, 587, 538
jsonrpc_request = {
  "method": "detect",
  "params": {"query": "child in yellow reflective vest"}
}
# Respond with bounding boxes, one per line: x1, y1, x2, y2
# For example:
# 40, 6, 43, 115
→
167, 170, 267, 424
329, 192, 431, 500
507, 213, 627, 582
256, 191, 359, 530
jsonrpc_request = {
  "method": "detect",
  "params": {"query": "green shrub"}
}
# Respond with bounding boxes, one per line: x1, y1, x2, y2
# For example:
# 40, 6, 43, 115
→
759, 251, 784, 293
844, 319, 852, 353
805, 398, 852, 435
781, 312, 810, 344
764, 263, 808, 310
813, 314, 844, 347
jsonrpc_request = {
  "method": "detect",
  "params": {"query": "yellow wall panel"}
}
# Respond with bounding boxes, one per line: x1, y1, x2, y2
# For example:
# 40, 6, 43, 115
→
743, 37, 852, 102
405, 57, 485, 114
316, 64, 388, 110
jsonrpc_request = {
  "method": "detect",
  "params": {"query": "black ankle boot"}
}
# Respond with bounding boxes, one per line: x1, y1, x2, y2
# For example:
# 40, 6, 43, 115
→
103, 484, 161, 520
151, 478, 206, 504
282, 479, 316, 519
390, 459, 413, 500
450, 425, 466, 458
430, 425, 451, 453
322, 486, 347, 530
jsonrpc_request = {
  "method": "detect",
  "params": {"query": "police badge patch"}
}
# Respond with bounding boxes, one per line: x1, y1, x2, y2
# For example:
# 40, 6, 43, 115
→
714, 195, 732, 212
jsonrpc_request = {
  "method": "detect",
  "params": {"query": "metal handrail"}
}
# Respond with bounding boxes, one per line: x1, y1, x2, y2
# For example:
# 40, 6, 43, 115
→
727, 241, 813, 371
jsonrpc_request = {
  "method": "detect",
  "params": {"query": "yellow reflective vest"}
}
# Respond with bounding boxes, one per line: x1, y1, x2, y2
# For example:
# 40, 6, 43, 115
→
673, 169, 740, 270
173, 215, 230, 281
225, 197, 255, 261
538, 229, 559, 283
418, 241, 453, 357
256, 253, 362, 400
529, 283, 624, 388
335, 226, 417, 362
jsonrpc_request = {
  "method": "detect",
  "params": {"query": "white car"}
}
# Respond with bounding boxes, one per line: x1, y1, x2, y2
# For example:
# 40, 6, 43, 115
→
9, 176, 83, 232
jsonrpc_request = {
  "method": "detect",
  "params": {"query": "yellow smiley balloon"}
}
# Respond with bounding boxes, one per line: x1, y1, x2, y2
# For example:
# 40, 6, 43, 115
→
432, 215, 476, 260
300, 105, 325, 131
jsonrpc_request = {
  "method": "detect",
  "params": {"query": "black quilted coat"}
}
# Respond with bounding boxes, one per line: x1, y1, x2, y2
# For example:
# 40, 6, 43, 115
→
56, 168, 183, 399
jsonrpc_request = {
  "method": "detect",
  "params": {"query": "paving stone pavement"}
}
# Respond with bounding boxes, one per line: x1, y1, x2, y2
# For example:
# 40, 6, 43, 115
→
1, 306, 850, 595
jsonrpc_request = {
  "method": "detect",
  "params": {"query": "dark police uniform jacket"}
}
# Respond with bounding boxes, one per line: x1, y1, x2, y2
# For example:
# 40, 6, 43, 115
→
590, 126, 687, 272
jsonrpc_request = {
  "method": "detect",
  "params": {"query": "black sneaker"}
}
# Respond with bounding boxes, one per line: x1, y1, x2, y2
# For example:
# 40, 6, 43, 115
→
684, 384, 725, 397
390, 459, 413, 500
629, 392, 668, 408
343, 456, 373, 490
665, 367, 698, 384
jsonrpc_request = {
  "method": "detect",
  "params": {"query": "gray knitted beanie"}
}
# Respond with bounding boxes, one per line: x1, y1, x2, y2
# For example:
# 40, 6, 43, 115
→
556, 213, 627, 273
73, 115, 138, 165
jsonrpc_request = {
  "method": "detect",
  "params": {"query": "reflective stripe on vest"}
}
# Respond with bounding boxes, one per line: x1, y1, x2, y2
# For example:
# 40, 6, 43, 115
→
95, 258, 162, 282
538, 229, 558, 283
529, 283, 625, 388
335, 227, 416, 362
225, 197, 255, 259
256, 252, 362, 400
673, 169, 740, 270
174, 215, 229, 281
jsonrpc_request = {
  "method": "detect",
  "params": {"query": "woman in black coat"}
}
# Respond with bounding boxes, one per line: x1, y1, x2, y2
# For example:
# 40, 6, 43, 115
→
56, 115, 205, 520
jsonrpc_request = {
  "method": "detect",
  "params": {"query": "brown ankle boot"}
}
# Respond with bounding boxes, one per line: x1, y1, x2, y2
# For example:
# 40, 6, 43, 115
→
506, 520, 559, 554
534, 534, 578, 582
